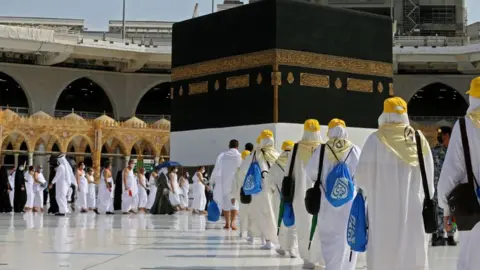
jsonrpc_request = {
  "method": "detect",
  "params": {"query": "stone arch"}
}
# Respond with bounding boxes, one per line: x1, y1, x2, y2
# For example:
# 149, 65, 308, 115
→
160, 143, 169, 158
102, 135, 128, 156
54, 77, 116, 118
65, 134, 93, 154
0, 71, 32, 113
2, 131, 30, 151
33, 134, 62, 152
408, 82, 469, 118
135, 81, 171, 116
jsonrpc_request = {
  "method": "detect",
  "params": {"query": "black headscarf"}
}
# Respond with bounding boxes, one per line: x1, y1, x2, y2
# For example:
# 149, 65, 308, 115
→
114, 170, 123, 210
0, 166, 9, 191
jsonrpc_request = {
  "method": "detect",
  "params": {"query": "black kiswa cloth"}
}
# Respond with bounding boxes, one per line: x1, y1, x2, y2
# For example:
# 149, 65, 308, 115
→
0, 167, 12, 213
114, 170, 123, 211
48, 164, 59, 214
13, 168, 26, 213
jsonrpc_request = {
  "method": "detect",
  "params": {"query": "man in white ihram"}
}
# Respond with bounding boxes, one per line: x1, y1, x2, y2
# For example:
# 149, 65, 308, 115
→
49, 155, 75, 216
211, 139, 242, 230
437, 77, 480, 270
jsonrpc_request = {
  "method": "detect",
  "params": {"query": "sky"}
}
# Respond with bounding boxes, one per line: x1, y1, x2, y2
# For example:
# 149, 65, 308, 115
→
1, 0, 479, 31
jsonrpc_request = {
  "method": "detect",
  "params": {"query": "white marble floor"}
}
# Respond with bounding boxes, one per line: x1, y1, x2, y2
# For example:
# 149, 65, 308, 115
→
0, 211, 459, 270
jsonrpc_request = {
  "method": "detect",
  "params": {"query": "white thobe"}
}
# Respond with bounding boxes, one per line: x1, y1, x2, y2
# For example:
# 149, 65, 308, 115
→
87, 176, 96, 209
8, 173, 14, 207
168, 173, 181, 207
52, 165, 71, 214
355, 133, 434, 270
76, 171, 88, 210
264, 152, 298, 252
214, 149, 242, 211
437, 117, 480, 270
242, 151, 278, 243
180, 178, 190, 208
305, 144, 361, 270
192, 174, 207, 211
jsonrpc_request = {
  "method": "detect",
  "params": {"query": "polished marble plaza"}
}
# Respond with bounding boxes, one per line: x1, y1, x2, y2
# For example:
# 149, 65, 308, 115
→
0, 211, 459, 269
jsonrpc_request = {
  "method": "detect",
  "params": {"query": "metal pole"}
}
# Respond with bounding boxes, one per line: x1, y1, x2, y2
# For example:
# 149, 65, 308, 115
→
122, 0, 126, 40
212, 0, 214, 13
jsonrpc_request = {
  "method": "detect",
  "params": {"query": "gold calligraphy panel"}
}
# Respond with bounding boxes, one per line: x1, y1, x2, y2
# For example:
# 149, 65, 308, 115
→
347, 78, 373, 93
189, 81, 208, 95
300, 73, 330, 88
226, 75, 250, 90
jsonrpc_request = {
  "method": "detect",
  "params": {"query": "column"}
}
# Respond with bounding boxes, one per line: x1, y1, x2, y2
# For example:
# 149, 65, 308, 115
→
108, 157, 114, 166
154, 156, 160, 166
92, 151, 101, 184
14, 153, 19, 168
28, 152, 34, 166
124, 155, 130, 167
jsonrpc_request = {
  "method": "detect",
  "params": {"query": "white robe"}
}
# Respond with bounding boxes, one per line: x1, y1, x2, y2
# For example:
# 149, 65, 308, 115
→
231, 158, 256, 236
52, 158, 75, 214
87, 175, 96, 209
179, 177, 190, 208
137, 174, 148, 209
122, 169, 137, 212
146, 174, 157, 210
8, 173, 14, 207
286, 144, 323, 264
355, 133, 434, 270
305, 144, 361, 270
212, 149, 242, 211
437, 116, 480, 270
97, 170, 114, 214
33, 172, 47, 208
76, 171, 88, 210
211, 152, 225, 209
242, 150, 278, 243
168, 173, 181, 206
24, 173, 35, 208
265, 151, 298, 251
191, 174, 207, 211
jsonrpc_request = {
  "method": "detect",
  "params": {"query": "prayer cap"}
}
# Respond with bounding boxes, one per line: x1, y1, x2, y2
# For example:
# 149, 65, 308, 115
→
241, 150, 251, 160
304, 119, 321, 132
328, 118, 346, 130
383, 97, 407, 115
466, 77, 480, 98
281, 140, 295, 151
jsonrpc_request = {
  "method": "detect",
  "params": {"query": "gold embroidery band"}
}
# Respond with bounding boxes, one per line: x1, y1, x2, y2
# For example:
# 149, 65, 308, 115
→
171, 49, 393, 81
300, 73, 330, 88
189, 81, 208, 95
347, 78, 373, 93
226, 75, 250, 90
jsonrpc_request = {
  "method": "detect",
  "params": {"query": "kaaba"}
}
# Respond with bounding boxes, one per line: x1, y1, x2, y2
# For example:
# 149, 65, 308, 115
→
170, 0, 393, 166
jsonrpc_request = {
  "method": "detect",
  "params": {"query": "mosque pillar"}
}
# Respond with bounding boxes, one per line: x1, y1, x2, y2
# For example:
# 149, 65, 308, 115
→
14, 153, 19, 168
0, 125, 3, 160
154, 156, 160, 166
28, 152, 34, 166
93, 127, 102, 184
124, 156, 130, 167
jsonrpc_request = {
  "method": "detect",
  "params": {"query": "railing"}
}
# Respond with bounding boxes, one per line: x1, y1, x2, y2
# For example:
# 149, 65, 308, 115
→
409, 115, 461, 123
53, 110, 113, 119
126, 114, 171, 123
394, 36, 470, 47
0, 106, 29, 116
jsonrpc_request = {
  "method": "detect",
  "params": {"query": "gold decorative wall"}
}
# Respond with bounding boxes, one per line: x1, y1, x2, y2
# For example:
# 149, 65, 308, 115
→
0, 109, 170, 182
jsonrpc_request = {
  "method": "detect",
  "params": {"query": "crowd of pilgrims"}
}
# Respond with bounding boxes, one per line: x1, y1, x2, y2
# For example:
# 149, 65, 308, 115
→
208, 83, 480, 270
0, 155, 212, 216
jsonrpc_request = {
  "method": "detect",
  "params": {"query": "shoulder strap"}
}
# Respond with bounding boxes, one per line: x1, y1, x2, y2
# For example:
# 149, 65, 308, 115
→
415, 131, 431, 201
314, 144, 326, 190
459, 118, 478, 188
287, 144, 299, 178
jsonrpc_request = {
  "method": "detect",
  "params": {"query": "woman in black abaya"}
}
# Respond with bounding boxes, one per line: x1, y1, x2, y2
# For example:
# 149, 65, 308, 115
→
113, 170, 123, 211
48, 157, 59, 214
0, 166, 12, 213
13, 166, 26, 213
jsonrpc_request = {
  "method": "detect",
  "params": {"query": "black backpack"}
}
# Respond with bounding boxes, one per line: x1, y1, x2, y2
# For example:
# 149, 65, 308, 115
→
281, 144, 299, 204
447, 117, 480, 231
305, 144, 326, 215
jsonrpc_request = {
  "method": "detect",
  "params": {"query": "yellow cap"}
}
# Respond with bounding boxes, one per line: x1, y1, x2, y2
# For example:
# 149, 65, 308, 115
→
304, 119, 321, 132
281, 140, 295, 151
241, 150, 251, 160
466, 77, 480, 98
257, 130, 274, 144
383, 97, 407, 114
328, 118, 346, 130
